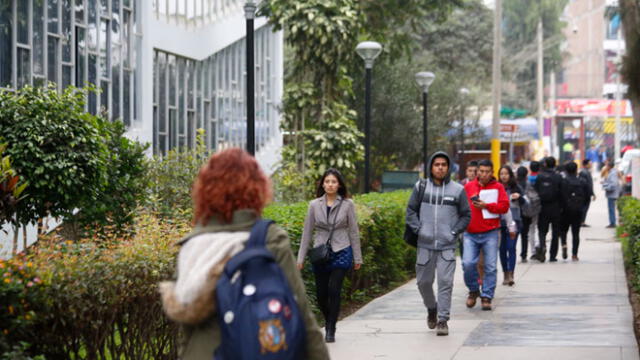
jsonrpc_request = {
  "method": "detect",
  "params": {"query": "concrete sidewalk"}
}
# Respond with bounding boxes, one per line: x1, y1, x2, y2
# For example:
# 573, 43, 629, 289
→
328, 185, 639, 359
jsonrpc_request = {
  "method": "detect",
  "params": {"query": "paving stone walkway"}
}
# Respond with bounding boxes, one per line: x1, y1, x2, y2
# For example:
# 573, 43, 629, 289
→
328, 181, 639, 360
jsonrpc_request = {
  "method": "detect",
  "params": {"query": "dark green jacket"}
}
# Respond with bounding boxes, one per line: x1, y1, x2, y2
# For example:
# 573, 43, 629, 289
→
176, 210, 330, 360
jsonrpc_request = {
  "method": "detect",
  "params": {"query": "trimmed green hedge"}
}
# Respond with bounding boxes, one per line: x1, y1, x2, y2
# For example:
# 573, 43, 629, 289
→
1, 190, 415, 359
619, 196, 640, 292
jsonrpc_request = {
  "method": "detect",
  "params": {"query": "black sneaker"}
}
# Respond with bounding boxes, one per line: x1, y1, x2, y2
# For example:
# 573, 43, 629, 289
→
549, 258, 558, 262
562, 246, 568, 260
436, 321, 449, 336
427, 306, 437, 330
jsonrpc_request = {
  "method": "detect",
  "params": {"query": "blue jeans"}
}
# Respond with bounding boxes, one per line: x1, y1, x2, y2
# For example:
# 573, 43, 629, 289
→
499, 222, 520, 272
608, 198, 617, 226
463, 229, 499, 299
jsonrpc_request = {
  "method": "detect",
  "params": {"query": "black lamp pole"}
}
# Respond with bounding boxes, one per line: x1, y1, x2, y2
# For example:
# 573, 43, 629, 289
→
245, 1, 256, 155
422, 91, 428, 177
364, 67, 372, 193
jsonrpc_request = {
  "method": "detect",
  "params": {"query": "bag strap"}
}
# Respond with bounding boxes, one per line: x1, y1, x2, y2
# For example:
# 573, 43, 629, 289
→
408, 179, 427, 219
326, 199, 344, 247
246, 219, 275, 248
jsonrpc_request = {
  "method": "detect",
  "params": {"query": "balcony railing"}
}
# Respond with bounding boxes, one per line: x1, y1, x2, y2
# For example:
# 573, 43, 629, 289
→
152, 0, 259, 28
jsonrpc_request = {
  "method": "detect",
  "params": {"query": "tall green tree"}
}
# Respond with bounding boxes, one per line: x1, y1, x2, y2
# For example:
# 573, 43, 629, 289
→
502, 0, 569, 111
620, 0, 640, 137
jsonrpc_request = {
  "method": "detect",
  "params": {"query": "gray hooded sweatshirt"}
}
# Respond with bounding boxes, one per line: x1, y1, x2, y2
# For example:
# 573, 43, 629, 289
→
406, 152, 471, 251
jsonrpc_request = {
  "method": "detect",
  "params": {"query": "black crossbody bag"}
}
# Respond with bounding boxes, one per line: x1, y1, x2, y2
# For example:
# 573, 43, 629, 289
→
308, 199, 344, 265
403, 179, 426, 247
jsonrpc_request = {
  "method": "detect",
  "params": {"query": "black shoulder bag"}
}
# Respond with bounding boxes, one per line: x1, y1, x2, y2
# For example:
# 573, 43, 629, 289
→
308, 199, 344, 265
403, 179, 426, 247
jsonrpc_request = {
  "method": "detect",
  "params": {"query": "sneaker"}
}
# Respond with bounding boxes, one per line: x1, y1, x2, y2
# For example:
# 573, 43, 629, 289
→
521, 257, 528, 263
427, 306, 437, 330
436, 321, 449, 336
572, 255, 579, 261
466, 291, 480, 308
481, 297, 492, 311
606, 224, 616, 228
529, 254, 537, 260
549, 258, 558, 262
581, 223, 590, 227
562, 246, 568, 260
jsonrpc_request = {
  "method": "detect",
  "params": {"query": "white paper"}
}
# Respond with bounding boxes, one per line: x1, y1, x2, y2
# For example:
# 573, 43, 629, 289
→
479, 189, 499, 219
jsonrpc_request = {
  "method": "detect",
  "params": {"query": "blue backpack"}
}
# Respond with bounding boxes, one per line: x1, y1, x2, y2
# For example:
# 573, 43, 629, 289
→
214, 219, 307, 360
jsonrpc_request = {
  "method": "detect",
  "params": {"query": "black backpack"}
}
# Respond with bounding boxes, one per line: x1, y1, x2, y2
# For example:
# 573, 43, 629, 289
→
565, 176, 586, 212
536, 171, 556, 203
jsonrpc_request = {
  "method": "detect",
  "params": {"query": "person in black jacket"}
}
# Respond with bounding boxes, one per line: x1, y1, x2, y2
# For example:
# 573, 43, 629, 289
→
561, 162, 591, 261
579, 159, 596, 227
535, 157, 564, 262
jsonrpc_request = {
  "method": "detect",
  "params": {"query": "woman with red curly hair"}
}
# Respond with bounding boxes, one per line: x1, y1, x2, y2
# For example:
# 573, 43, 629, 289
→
160, 148, 329, 360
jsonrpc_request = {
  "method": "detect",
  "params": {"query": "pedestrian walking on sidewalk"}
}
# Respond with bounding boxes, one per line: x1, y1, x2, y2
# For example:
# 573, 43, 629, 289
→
579, 159, 596, 227
406, 151, 471, 336
160, 148, 329, 360
297, 168, 363, 343
535, 157, 564, 262
601, 160, 621, 228
459, 160, 479, 259
498, 165, 522, 286
462, 160, 510, 311
560, 162, 590, 261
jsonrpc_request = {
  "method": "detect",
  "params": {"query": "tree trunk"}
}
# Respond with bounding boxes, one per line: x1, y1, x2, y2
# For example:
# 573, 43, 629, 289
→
21, 225, 26, 253
619, 0, 640, 137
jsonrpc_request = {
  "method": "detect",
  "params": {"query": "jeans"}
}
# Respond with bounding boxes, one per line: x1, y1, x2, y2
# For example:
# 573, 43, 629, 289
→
608, 198, 617, 226
463, 229, 499, 299
499, 222, 520, 272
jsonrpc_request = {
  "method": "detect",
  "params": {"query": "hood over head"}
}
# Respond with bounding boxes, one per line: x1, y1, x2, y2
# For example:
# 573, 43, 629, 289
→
427, 151, 452, 184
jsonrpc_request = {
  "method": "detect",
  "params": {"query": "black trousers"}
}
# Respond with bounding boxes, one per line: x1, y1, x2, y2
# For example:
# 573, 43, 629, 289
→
538, 206, 562, 259
561, 209, 582, 256
581, 200, 591, 224
521, 216, 532, 258
314, 268, 348, 328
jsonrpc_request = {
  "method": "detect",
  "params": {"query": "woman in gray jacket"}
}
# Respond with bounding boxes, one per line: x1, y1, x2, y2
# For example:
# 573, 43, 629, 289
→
601, 160, 621, 228
297, 168, 363, 343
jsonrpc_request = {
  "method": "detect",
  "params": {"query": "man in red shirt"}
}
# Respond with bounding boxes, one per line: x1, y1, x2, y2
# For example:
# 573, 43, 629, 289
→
462, 159, 510, 310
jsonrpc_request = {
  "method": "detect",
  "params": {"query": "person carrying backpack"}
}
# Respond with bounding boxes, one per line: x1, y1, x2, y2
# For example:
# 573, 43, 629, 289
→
405, 152, 470, 336
297, 168, 363, 343
160, 148, 329, 360
517, 163, 541, 262
561, 162, 590, 261
534, 157, 564, 262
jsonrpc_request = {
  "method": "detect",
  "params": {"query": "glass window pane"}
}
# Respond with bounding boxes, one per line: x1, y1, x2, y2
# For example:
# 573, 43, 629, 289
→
33, 1, 45, 75
178, 59, 185, 136
48, 0, 59, 34
169, 108, 177, 149
17, 48, 30, 88
123, 0, 131, 8
48, 37, 59, 84
62, 0, 72, 62
89, 53, 97, 113
123, 69, 130, 126
159, 134, 167, 155
112, 0, 120, 45
75, 0, 84, 23
122, 10, 130, 68
99, 19, 109, 78
75, 27, 86, 86
158, 53, 167, 133
168, 55, 176, 106
100, 0, 108, 14
100, 80, 109, 114
0, 2, 12, 87
112, 59, 120, 120
62, 65, 72, 88
17, 0, 28, 44
88, 0, 97, 50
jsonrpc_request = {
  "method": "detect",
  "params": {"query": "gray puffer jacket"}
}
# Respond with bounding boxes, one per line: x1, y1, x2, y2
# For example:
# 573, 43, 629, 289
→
406, 152, 471, 251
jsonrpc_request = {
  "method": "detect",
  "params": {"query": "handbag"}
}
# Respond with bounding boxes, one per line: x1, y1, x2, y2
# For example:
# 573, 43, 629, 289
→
403, 179, 426, 247
309, 199, 344, 265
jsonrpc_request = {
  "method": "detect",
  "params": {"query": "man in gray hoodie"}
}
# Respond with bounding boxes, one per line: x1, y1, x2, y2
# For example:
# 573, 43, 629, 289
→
406, 151, 471, 336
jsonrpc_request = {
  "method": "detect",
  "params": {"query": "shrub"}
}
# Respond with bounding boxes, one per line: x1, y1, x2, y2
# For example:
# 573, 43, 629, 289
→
1, 190, 414, 358
618, 196, 640, 292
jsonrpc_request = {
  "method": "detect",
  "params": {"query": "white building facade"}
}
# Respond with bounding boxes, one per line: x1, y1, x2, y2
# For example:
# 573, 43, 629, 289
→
0, 0, 283, 255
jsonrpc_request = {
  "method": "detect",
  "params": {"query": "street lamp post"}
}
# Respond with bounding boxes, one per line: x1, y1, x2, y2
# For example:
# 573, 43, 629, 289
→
356, 41, 382, 193
459, 87, 470, 175
245, 0, 257, 155
415, 72, 436, 178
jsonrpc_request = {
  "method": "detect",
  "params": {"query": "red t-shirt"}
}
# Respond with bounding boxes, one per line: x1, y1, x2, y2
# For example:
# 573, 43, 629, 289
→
464, 178, 510, 233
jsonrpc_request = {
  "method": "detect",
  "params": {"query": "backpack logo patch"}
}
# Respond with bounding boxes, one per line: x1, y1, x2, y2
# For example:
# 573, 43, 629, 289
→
259, 319, 288, 354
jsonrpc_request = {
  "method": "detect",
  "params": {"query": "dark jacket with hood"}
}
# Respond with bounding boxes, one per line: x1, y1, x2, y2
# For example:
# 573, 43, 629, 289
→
406, 152, 471, 251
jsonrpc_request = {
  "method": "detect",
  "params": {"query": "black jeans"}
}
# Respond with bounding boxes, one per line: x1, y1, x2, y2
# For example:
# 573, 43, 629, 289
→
314, 268, 348, 328
581, 200, 591, 224
538, 206, 562, 259
561, 209, 582, 256
521, 216, 532, 258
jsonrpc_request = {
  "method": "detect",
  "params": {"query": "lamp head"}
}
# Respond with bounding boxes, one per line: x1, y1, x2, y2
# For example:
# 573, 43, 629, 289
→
244, 0, 257, 19
356, 41, 383, 69
415, 72, 435, 93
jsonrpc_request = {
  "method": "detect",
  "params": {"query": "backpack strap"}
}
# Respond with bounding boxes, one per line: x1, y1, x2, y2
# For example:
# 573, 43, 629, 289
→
246, 219, 275, 248
224, 247, 275, 277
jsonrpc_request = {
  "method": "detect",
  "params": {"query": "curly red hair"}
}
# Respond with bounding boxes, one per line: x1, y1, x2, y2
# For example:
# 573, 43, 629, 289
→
193, 148, 272, 225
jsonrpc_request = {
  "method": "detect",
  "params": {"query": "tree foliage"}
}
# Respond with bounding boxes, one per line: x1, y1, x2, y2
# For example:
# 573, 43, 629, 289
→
0, 143, 28, 226
502, 0, 569, 111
